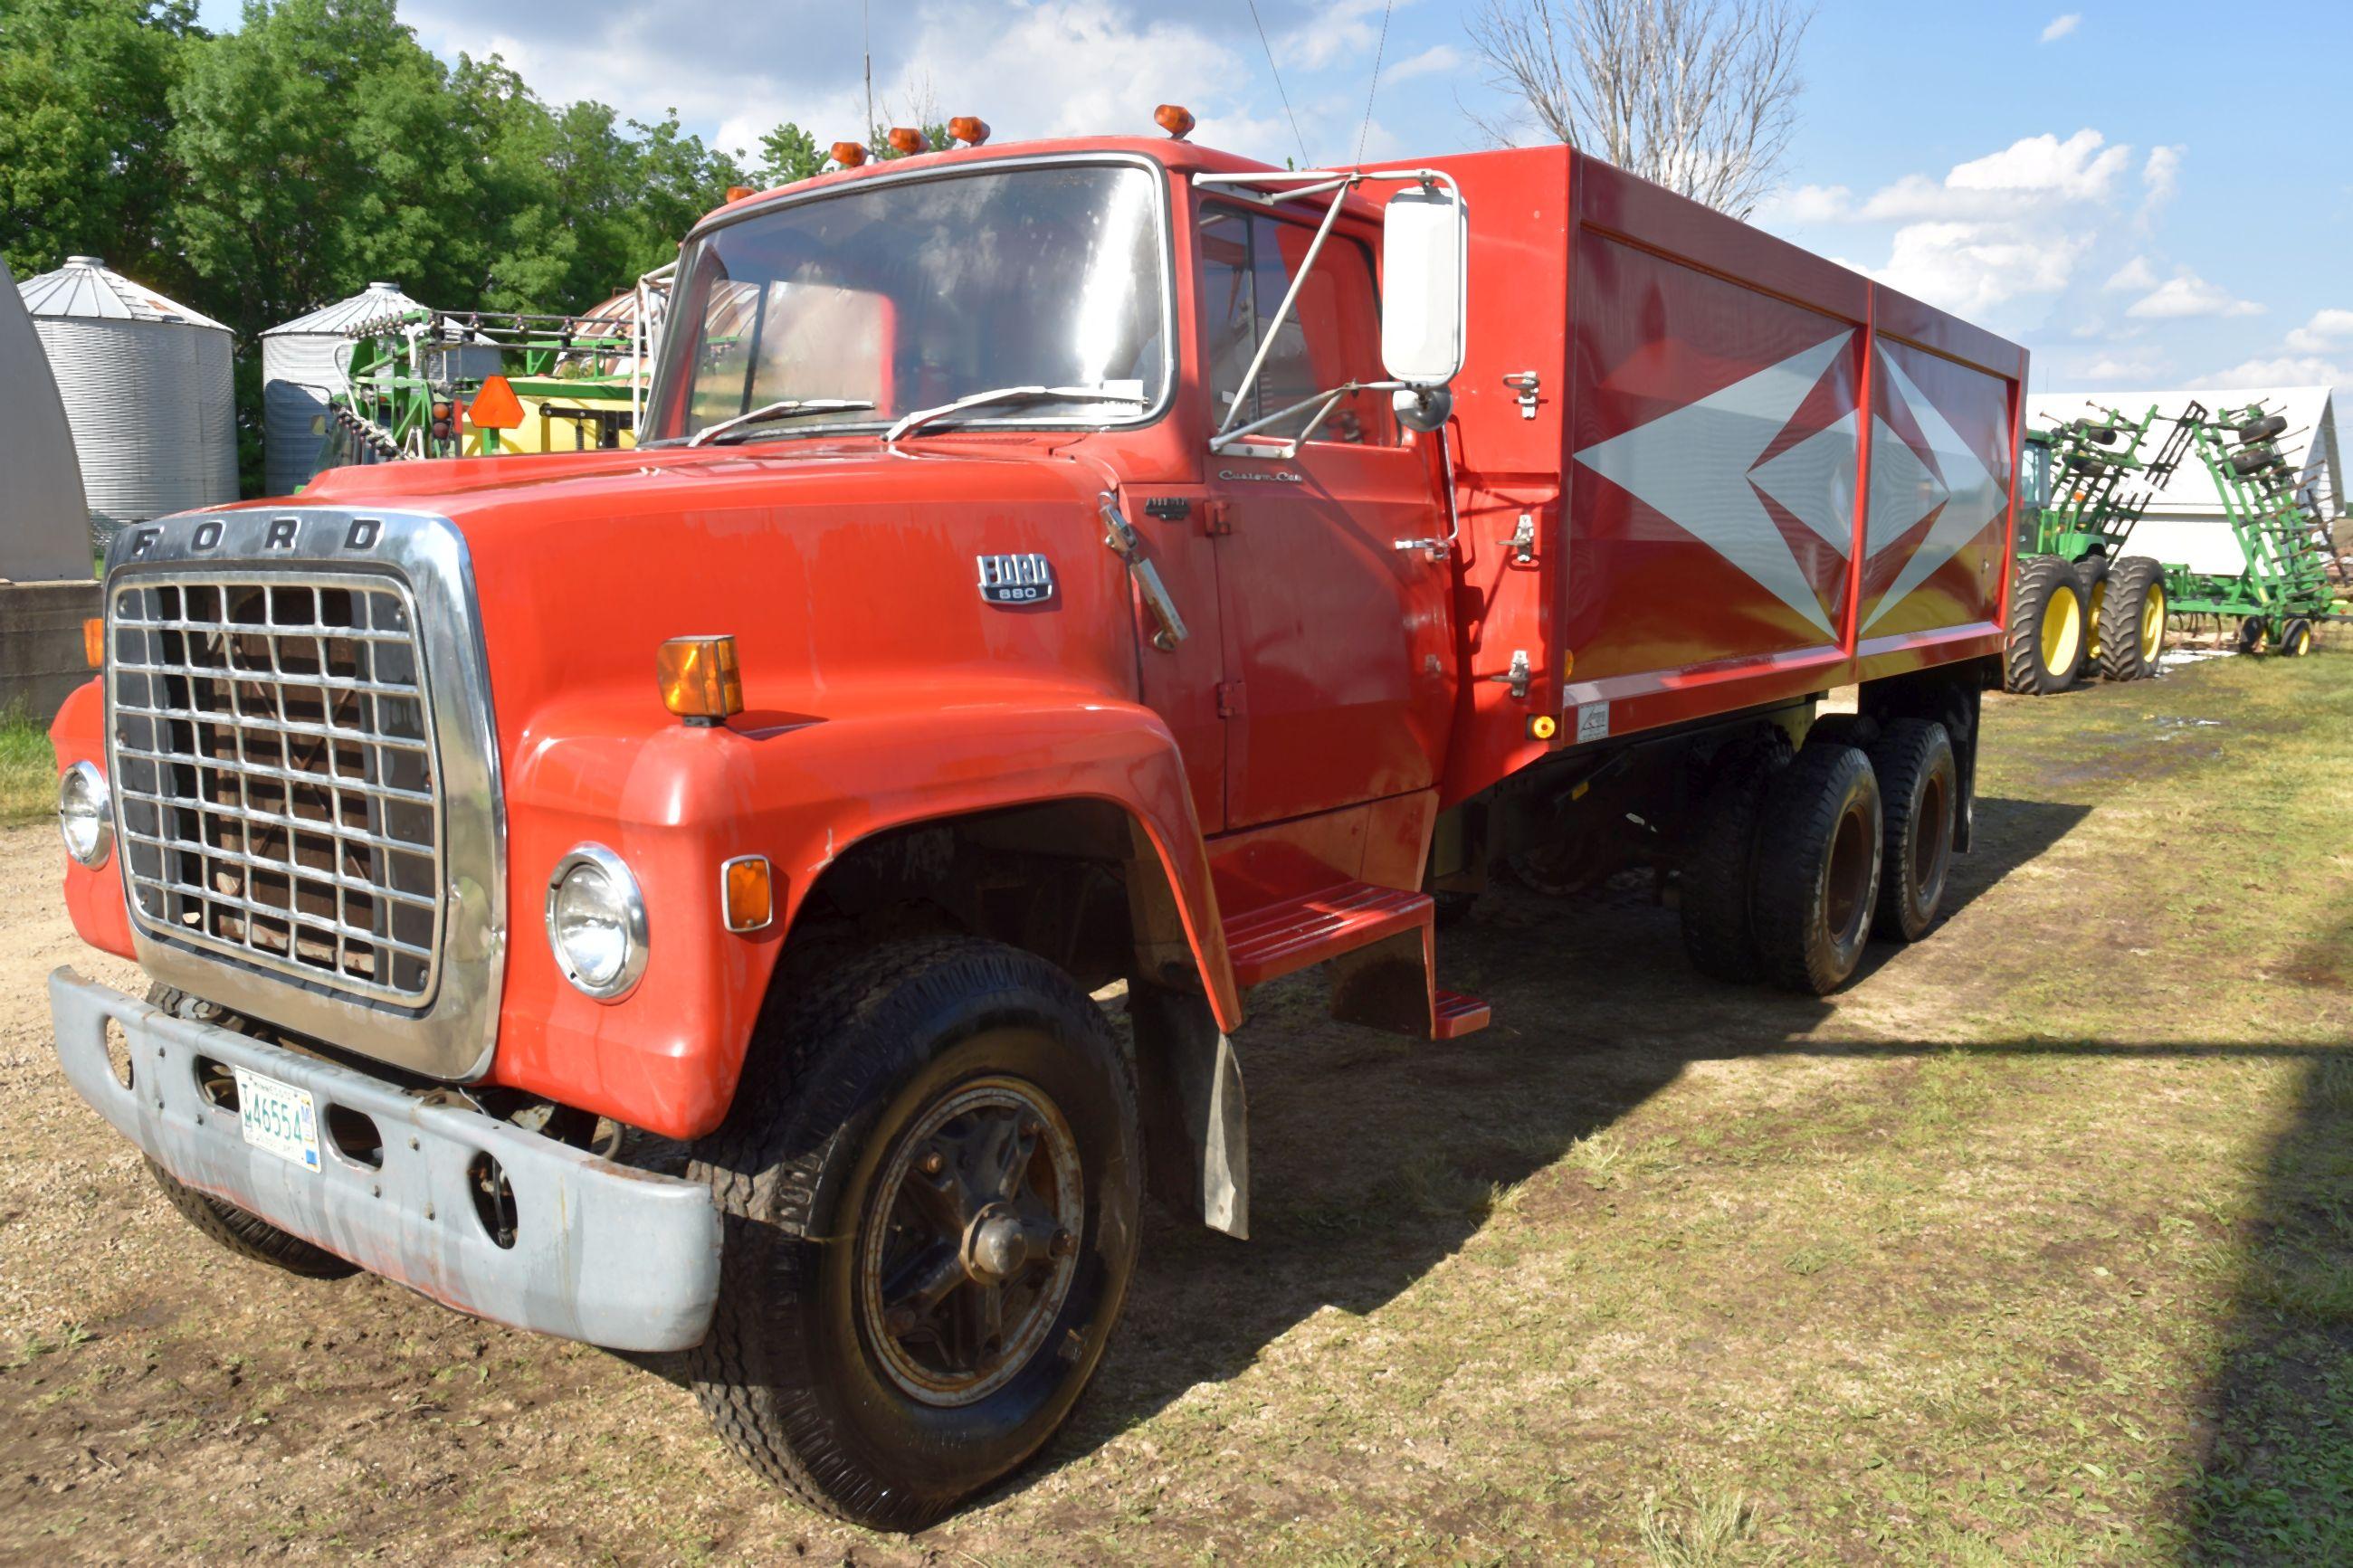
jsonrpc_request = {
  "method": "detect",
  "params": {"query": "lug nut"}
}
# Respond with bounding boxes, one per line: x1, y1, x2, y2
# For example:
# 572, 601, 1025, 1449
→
1022, 1120, 1044, 1140
919, 1151, 945, 1175
1049, 1229, 1076, 1259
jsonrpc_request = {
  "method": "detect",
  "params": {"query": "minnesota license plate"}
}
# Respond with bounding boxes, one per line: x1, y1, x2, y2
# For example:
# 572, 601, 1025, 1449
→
233, 1067, 321, 1173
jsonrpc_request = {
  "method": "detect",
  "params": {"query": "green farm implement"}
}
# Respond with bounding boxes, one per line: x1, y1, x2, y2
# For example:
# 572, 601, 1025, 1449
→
318, 288, 663, 470
2160, 399, 2342, 659
2005, 401, 2193, 693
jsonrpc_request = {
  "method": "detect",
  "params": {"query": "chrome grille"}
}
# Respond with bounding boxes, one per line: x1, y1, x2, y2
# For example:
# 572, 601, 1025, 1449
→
109, 574, 443, 1004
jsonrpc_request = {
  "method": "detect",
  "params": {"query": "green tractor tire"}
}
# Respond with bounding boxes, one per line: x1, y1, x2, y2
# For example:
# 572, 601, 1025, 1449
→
2005, 556, 2089, 695
2096, 557, 2167, 681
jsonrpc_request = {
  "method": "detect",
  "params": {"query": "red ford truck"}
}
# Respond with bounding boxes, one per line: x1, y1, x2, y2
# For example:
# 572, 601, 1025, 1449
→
47, 119, 2024, 1528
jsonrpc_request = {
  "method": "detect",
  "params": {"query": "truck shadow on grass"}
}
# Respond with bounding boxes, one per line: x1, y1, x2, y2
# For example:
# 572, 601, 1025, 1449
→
1039, 796, 2101, 1477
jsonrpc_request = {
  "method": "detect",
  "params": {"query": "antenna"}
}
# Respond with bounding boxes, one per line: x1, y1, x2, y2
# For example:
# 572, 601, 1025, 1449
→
862, 0, 874, 142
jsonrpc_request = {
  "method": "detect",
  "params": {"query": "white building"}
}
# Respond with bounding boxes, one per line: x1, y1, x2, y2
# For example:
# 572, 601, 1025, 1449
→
2024, 385, 2342, 575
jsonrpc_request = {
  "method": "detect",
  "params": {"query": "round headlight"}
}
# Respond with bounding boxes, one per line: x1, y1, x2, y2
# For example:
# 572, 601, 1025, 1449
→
546, 844, 648, 1000
58, 761, 111, 868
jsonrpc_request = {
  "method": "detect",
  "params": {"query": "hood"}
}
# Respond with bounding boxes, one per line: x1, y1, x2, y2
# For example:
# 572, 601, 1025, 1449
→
284, 438, 1144, 755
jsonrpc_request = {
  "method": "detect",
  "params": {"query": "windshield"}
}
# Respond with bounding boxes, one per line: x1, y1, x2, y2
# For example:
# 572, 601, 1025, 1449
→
643, 163, 1170, 443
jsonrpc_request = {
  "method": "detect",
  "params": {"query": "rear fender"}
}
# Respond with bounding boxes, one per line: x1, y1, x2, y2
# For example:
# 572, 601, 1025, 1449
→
490, 683, 1236, 1139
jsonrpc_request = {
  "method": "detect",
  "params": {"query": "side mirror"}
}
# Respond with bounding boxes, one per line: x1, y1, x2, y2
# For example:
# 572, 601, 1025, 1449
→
1380, 181, 1467, 390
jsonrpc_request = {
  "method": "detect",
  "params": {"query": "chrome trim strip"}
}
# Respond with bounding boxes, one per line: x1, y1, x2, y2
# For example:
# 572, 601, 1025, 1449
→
102, 508, 508, 1081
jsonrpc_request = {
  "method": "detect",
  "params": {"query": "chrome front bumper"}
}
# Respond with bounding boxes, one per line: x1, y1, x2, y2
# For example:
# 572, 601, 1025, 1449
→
48, 967, 720, 1353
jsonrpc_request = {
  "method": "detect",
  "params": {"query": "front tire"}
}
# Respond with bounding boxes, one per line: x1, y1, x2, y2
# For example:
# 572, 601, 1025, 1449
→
688, 937, 1141, 1531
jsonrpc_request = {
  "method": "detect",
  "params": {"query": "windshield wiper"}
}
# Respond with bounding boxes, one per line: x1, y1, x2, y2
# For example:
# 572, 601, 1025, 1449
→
687, 397, 878, 447
882, 385, 1147, 445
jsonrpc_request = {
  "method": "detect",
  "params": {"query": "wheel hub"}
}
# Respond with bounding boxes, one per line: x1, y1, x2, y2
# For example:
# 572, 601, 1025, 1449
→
858, 1074, 1083, 1407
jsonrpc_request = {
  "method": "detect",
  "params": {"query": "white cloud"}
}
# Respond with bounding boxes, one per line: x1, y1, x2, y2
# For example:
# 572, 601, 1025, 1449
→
1758, 183, 1854, 223
2040, 13, 2082, 42
2285, 308, 2353, 352
1774, 130, 2133, 314
2126, 270, 2265, 320
1868, 223, 2089, 317
2207, 354, 2348, 389
2140, 145, 2183, 211
2071, 350, 2169, 382
1383, 43, 1463, 86
2105, 257, 2157, 291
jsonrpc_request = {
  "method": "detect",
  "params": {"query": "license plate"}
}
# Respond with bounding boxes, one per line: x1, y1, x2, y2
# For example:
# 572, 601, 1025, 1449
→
233, 1067, 321, 1173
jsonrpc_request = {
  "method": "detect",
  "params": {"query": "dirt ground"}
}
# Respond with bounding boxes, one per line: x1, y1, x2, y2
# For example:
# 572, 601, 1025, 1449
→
5, 645, 2351, 1566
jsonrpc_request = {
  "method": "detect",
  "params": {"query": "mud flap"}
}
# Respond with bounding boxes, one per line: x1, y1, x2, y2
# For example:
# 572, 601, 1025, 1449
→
1128, 981, 1249, 1240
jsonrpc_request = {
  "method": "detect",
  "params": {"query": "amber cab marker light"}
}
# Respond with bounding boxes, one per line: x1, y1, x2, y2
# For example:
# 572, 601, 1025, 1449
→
886, 126, 928, 156
947, 116, 990, 147
82, 616, 104, 669
724, 184, 755, 203
1154, 103, 1196, 140
656, 635, 744, 726
722, 855, 775, 933
1528, 714, 1559, 742
830, 140, 867, 167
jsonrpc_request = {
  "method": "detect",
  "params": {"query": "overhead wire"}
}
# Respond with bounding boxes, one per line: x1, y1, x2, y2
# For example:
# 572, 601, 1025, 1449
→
1354, 0, 1395, 167
1246, 0, 1314, 169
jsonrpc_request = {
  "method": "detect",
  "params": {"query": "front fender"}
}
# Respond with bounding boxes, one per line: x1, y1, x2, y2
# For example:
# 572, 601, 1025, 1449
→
488, 677, 1234, 1139
50, 678, 138, 961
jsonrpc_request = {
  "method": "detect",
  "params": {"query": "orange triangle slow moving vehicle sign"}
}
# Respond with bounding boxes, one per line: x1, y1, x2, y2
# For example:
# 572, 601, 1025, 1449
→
465, 374, 525, 431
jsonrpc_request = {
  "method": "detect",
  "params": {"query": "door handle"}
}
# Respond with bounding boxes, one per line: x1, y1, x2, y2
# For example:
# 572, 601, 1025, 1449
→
1100, 493, 1190, 651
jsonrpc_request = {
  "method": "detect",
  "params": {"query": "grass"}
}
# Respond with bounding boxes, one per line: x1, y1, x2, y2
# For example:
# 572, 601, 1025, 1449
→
0, 709, 55, 825
5, 641, 2352, 1565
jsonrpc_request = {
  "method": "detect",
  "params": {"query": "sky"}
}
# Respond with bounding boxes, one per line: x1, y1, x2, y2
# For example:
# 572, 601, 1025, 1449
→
193, 0, 2352, 396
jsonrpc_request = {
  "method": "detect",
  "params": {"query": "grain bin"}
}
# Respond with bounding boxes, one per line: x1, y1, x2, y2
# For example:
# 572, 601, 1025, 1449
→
18, 257, 236, 542
262, 280, 421, 496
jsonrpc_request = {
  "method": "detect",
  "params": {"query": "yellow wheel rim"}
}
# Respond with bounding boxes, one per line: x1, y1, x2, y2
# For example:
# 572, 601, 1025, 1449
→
2040, 587, 2082, 673
2139, 585, 2166, 661
2086, 578, 2107, 660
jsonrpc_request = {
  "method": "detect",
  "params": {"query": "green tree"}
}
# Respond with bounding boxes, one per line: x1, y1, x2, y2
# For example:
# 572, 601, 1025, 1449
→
755, 121, 826, 188
0, 0, 199, 290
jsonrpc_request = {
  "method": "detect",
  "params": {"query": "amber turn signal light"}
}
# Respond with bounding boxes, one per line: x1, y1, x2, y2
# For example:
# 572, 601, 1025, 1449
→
83, 616, 104, 668
724, 184, 755, 203
1154, 103, 1196, 139
886, 126, 928, 156
947, 116, 989, 147
1528, 714, 1559, 742
656, 635, 743, 724
830, 140, 867, 167
721, 855, 775, 933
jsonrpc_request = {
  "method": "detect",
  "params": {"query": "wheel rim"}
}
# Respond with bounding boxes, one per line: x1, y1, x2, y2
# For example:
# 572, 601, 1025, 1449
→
1824, 799, 1873, 946
858, 1072, 1084, 1408
2140, 586, 2166, 661
1913, 770, 1953, 912
2040, 589, 2082, 673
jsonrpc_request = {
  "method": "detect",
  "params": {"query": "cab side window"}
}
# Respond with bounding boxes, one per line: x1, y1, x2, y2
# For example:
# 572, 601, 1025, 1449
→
1200, 205, 1396, 446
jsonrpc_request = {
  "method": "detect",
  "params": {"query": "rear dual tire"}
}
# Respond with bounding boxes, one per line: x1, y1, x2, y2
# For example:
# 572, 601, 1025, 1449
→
1752, 745, 1884, 994
2096, 556, 2167, 681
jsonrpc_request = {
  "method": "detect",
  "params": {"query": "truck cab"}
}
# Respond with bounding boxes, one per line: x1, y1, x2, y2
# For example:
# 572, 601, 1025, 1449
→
48, 122, 2024, 1529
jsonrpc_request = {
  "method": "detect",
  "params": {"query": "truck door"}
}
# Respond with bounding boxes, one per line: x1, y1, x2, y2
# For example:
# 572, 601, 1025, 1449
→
1197, 204, 1455, 831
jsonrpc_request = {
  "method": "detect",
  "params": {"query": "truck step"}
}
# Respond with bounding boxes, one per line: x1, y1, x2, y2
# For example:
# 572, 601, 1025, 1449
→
1433, 990, 1492, 1040
1222, 880, 1491, 1041
1224, 880, 1429, 988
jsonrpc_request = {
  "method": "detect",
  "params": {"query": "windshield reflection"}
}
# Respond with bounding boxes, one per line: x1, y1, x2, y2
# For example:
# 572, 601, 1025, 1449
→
645, 164, 1170, 443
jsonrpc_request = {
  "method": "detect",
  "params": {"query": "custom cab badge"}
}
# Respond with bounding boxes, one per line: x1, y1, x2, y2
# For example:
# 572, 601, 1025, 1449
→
976, 552, 1057, 604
